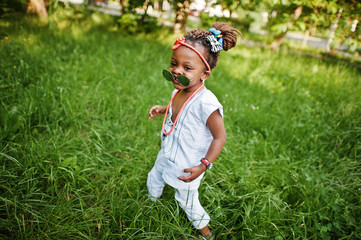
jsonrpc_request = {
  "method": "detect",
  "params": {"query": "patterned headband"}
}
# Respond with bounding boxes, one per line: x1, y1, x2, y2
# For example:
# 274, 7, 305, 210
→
207, 28, 223, 53
172, 37, 211, 71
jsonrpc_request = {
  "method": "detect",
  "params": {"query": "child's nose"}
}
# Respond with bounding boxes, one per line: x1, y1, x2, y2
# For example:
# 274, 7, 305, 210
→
172, 66, 182, 75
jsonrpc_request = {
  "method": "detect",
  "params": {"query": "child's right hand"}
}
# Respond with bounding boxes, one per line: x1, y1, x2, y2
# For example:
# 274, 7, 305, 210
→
148, 105, 167, 120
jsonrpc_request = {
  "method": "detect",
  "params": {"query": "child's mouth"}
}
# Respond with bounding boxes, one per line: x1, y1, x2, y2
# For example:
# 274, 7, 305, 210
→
173, 77, 180, 84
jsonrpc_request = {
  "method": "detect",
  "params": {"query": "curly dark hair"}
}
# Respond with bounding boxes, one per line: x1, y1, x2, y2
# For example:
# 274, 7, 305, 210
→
184, 22, 242, 69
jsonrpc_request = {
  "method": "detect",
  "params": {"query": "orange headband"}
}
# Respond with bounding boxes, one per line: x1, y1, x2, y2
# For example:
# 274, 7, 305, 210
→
172, 37, 211, 71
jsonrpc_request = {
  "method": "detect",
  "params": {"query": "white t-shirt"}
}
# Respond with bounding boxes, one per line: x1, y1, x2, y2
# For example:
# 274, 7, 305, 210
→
158, 87, 223, 190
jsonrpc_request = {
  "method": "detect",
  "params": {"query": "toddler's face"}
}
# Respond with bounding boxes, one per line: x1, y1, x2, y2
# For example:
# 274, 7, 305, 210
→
169, 45, 209, 90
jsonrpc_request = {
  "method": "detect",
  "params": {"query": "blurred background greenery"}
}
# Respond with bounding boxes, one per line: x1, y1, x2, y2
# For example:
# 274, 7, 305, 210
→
1, 0, 361, 57
1, 0, 360, 239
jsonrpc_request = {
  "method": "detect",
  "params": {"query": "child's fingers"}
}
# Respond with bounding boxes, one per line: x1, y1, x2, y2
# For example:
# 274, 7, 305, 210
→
148, 110, 153, 120
149, 106, 159, 115
178, 175, 191, 182
148, 106, 158, 120
178, 168, 196, 182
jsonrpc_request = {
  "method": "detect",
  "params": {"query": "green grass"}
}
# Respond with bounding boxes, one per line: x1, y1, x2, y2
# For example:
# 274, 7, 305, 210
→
1, 12, 360, 239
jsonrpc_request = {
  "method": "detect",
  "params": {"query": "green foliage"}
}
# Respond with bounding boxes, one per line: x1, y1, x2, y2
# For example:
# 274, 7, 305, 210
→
335, 16, 361, 54
261, 0, 361, 50
1, 15, 360, 239
118, 13, 161, 34
200, 12, 252, 32
139, 15, 160, 33
0, 0, 27, 16
127, 0, 146, 12
214, 0, 238, 11
118, 13, 138, 33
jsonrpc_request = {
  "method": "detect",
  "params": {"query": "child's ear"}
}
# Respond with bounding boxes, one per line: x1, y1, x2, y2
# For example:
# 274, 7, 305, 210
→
202, 71, 211, 80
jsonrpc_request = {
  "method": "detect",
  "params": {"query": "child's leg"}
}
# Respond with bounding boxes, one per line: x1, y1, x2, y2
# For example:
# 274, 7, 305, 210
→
147, 163, 166, 201
174, 189, 210, 230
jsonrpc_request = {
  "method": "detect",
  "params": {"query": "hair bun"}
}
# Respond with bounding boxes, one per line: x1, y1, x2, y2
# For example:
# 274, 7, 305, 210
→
211, 22, 242, 51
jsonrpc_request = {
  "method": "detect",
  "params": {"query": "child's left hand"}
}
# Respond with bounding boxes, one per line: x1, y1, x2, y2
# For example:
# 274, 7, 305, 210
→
178, 164, 207, 182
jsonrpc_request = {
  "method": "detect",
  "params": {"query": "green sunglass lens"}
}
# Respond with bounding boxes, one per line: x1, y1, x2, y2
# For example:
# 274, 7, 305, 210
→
178, 75, 190, 86
162, 69, 173, 81
162, 69, 190, 86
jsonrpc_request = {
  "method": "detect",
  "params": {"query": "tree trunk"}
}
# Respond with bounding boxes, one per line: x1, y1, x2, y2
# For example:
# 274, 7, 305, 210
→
120, 0, 126, 16
27, 0, 48, 17
292, 6, 303, 22
155, 0, 164, 11
351, 19, 358, 32
301, 28, 310, 48
174, 0, 190, 34
269, 34, 287, 49
203, 0, 211, 12
141, 0, 151, 22
269, 6, 303, 50
326, 8, 343, 53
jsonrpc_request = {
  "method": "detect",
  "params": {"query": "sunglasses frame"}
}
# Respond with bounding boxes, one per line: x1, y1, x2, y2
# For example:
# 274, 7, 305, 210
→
162, 69, 191, 87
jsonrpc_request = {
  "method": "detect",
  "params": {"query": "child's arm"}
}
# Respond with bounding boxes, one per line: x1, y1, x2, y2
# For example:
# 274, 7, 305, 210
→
178, 109, 226, 182
148, 105, 167, 120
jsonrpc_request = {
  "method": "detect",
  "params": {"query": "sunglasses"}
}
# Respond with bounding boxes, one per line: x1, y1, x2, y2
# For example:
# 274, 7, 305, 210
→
162, 69, 205, 87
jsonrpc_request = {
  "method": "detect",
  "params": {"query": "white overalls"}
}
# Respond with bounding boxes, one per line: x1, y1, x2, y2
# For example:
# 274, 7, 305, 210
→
147, 87, 223, 229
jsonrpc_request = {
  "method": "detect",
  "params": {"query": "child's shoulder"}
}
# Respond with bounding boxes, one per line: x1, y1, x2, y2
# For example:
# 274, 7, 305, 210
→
198, 88, 223, 120
200, 88, 220, 103
197, 88, 222, 112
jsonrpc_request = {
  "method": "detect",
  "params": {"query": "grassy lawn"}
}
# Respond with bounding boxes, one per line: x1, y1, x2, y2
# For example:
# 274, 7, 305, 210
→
1, 11, 360, 239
